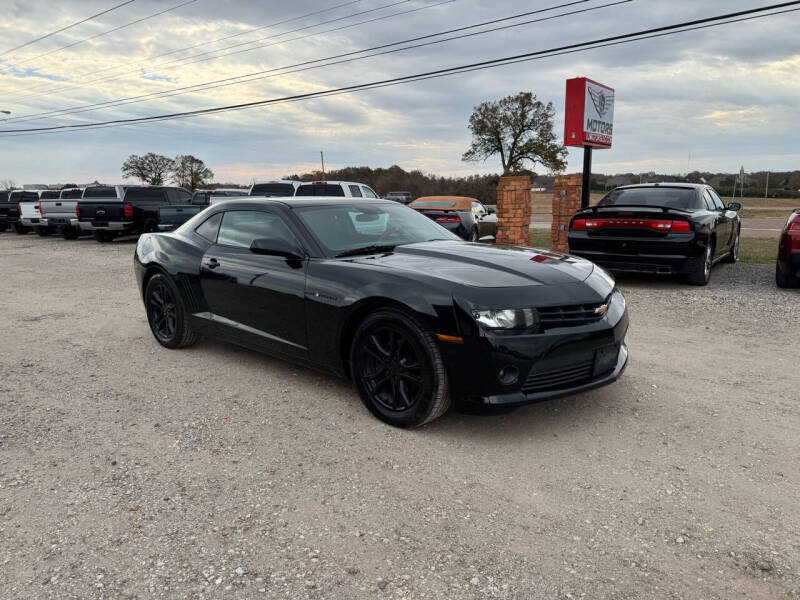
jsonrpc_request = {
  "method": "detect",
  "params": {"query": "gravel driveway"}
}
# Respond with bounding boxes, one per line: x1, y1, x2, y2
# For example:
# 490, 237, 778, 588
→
1, 233, 798, 599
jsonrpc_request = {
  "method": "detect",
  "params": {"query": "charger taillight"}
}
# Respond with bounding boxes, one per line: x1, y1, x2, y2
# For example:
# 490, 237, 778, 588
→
571, 217, 691, 232
434, 215, 460, 224
123, 204, 134, 218
788, 220, 800, 232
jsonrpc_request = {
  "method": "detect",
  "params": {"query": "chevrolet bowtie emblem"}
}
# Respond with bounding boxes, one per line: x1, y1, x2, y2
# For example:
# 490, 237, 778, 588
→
594, 304, 608, 316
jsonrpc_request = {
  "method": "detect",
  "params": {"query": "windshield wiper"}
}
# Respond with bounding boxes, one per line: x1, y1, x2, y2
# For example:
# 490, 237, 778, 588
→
335, 244, 396, 258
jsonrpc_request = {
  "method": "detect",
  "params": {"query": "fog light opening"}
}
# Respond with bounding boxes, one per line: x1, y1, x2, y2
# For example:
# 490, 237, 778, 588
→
498, 366, 519, 386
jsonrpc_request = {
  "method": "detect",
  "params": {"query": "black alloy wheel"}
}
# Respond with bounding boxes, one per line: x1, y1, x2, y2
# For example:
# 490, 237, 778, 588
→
144, 273, 197, 349
351, 309, 450, 428
722, 230, 739, 263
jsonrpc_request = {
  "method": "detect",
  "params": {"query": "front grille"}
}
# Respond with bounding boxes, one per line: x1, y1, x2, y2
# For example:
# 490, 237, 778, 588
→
538, 300, 608, 329
522, 359, 594, 393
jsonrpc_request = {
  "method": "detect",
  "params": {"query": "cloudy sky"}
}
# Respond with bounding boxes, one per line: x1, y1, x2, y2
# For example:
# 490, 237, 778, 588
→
1, 0, 798, 185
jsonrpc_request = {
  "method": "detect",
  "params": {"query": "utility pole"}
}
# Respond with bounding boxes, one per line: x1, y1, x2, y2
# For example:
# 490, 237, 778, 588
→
320, 151, 326, 179
764, 171, 769, 206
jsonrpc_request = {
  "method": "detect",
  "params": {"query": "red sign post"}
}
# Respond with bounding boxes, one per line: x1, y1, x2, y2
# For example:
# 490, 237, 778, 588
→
564, 77, 615, 207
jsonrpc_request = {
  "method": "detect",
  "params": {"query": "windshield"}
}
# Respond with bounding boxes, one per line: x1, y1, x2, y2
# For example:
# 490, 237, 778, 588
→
293, 203, 458, 256
250, 183, 295, 197
60, 189, 83, 199
295, 184, 345, 197
597, 187, 701, 210
40, 190, 60, 199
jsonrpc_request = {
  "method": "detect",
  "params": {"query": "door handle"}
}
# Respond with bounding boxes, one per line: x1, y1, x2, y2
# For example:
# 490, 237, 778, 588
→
204, 258, 220, 269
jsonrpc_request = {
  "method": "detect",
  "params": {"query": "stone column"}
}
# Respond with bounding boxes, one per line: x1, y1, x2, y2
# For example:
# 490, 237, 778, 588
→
495, 175, 532, 246
551, 173, 582, 253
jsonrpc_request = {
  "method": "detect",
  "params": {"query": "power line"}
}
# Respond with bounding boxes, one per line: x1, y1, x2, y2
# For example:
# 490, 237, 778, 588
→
5, 0, 604, 124
2, 1, 797, 136
10, 0, 393, 99
0, 0, 138, 58
6, 0, 198, 67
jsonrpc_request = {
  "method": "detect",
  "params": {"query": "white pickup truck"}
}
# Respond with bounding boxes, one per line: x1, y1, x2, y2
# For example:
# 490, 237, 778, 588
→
39, 187, 85, 239
19, 189, 61, 236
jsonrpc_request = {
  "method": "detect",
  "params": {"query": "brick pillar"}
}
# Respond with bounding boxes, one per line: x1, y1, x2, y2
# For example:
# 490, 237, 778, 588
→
495, 175, 532, 246
551, 173, 582, 253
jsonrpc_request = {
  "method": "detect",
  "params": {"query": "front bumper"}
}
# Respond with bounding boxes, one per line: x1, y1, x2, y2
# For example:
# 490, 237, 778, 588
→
440, 290, 630, 406
77, 220, 134, 232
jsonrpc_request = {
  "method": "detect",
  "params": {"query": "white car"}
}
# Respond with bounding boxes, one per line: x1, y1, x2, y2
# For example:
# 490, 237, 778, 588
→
294, 180, 380, 198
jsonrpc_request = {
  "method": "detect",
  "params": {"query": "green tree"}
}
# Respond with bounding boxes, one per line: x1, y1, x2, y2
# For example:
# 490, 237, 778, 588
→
462, 91, 566, 175
121, 153, 175, 185
172, 154, 214, 190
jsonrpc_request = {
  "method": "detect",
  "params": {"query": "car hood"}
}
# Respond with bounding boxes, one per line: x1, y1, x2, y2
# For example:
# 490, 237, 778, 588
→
350, 241, 595, 287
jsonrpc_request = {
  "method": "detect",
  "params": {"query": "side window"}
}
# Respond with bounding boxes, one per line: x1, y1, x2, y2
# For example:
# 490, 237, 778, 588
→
702, 191, 715, 211
195, 212, 222, 242
361, 186, 378, 199
177, 190, 191, 203
709, 189, 725, 211
217, 210, 297, 249
348, 185, 363, 197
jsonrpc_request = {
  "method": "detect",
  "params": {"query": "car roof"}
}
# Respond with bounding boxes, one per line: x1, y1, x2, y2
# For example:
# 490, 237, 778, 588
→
614, 183, 705, 190
295, 180, 372, 186
412, 195, 477, 210
213, 196, 396, 209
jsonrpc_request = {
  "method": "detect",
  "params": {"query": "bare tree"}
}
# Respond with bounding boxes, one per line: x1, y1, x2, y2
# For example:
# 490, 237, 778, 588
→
121, 153, 175, 185
1, 178, 17, 189
462, 92, 566, 175
172, 155, 214, 190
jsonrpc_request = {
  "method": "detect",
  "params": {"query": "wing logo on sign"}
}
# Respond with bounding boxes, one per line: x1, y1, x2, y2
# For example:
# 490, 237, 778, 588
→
588, 87, 614, 118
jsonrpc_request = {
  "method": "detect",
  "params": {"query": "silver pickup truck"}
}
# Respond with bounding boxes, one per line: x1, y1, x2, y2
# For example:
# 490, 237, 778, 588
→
39, 187, 85, 239
20, 189, 60, 235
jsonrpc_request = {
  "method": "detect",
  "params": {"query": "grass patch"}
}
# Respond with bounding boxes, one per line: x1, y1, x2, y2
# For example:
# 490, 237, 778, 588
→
529, 229, 552, 248
527, 229, 778, 265
738, 236, 779, 264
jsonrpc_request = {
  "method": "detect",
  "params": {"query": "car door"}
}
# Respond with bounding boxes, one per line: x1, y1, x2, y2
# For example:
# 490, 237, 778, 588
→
706, 188, 732, 258
199, 209, 308, 360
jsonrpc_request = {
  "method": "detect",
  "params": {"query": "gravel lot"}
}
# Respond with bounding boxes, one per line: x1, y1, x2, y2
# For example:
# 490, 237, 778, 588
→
1, 232, 798, 600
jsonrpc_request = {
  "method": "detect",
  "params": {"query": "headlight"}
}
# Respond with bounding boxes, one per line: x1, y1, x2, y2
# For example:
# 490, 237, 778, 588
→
472, 308, 539, 331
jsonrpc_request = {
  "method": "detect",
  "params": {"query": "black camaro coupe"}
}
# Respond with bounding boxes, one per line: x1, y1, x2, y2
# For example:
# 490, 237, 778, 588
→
568, 183, 741, 285
135, 198, 629, 427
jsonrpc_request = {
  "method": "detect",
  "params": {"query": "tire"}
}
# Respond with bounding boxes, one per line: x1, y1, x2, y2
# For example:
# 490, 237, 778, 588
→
775, 261, 799, 288
350, 308, 451, 428
686, 243, 713, 286
469, 227, 479, 242
35, 226, 52, 237
0, 223, 8, 233
62, 227, 79, 240
142, 220, 158, 234
722, 229, 739, 263
144, 273, 198, 349
93, 230, 115, 243
13, 223, 28, 235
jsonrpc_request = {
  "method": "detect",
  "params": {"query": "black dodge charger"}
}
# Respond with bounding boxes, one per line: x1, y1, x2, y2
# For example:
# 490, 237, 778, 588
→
134, 198, 628, 427
568, 183, 741, 285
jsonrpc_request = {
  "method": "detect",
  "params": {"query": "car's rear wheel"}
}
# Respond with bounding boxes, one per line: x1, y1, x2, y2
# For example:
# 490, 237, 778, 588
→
0, 223, 8, 233
722, 229, 739, 263
13, 223, 28, 235
93, 230, 115, 243
350, 309, 450, 428
35, 226, 52, 237
145, 273, 197, 349
775, 262, 799, 288
687, 243, 713, 286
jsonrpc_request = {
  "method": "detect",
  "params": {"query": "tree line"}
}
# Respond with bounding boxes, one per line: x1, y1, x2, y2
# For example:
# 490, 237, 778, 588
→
121, 153, 214, 190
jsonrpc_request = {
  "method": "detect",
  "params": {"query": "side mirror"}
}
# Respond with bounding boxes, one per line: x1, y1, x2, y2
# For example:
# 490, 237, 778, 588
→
487, 207, 496, 215
250, 237, 304, 260
727, 202, 742, 211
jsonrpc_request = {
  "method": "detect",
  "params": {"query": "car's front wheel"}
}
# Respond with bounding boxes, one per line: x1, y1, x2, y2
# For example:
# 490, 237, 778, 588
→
722, 229, 739, 263
144, 273, 198, 349
350, 309, 451, 428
